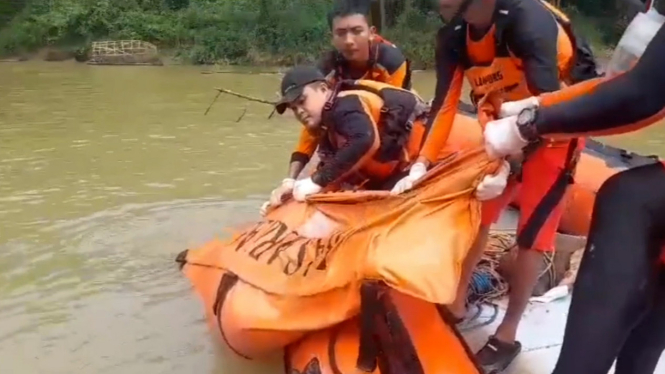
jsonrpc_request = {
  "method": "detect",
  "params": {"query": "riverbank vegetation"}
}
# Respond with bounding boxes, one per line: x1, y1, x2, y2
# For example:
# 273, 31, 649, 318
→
0, 0, 645, 66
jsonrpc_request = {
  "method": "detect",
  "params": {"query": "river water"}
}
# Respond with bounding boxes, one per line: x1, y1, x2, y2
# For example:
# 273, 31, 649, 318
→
0, 61, 663, 374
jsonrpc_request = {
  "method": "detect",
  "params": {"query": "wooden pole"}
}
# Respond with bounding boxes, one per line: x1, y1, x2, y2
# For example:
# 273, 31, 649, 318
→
204, 88, 276, 116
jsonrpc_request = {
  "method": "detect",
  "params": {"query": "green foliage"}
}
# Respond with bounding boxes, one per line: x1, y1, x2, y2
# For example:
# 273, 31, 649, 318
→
0, 0, 334, 64
383, 2, 441, 69
0, 0, 619, 65
559, 0, 643, 46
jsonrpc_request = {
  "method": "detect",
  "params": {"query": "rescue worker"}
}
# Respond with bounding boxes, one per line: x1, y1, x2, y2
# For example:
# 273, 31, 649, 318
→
318, 0, 411, 88
482, 3, 665, 372
390, 0, 599, 370
264, 1, 413, 213
261, 65, 429, 212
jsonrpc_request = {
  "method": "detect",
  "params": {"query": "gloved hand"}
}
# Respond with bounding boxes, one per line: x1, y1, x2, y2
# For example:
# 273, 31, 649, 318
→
270, 178, 295, 205
390, 162, 427, 195
260, 178, 295, 215
499, 96, 539, 118
475, 160, 511, 201
483, 116, 528, 159
293, 177, 323, 201
259, 201, 270, 216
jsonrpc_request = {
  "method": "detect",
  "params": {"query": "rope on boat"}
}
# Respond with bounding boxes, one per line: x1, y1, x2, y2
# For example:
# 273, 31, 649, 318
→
466, 231, 557, 305
461, 231, 551, 331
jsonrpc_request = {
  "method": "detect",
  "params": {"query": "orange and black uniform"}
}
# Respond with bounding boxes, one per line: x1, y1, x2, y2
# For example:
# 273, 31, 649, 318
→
533, 25, 665, 137
309, 81, 427, 190
518, 22, 665, 374
290, 38, 412, 168
317, 36, 410, 88
423, 0, 591, 252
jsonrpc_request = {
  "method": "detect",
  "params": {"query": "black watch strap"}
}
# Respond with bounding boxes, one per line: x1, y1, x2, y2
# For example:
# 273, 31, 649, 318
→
517, 108, 540, 142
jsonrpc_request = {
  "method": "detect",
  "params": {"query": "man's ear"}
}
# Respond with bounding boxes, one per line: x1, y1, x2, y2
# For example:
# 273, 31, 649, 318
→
369, 25, 377, 39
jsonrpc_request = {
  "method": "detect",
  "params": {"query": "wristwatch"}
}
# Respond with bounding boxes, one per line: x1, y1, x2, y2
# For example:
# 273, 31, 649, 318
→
516, 107, 540, 142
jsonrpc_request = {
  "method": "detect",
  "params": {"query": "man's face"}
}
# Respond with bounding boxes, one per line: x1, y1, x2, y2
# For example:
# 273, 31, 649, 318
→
289, 83, 329, 133
331, 14, 372, 62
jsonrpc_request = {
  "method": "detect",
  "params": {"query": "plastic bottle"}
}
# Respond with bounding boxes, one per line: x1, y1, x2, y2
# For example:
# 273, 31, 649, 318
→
605, 8, 665, 77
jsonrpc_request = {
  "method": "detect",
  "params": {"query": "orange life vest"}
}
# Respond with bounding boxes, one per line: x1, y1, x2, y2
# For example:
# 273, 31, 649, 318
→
372, 33, 395, 47
463, 24, 573, 106
318, 79, 429, 185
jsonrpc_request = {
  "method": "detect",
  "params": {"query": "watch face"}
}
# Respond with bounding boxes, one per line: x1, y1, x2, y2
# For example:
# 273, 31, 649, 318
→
517, 108, 536, 126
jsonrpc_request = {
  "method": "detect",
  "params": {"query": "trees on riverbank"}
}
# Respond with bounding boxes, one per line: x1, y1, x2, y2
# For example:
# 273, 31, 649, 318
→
0, 0, 643, 66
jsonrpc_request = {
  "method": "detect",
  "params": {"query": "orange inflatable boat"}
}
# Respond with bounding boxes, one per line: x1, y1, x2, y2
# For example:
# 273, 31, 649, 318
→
286, 285, 481, 374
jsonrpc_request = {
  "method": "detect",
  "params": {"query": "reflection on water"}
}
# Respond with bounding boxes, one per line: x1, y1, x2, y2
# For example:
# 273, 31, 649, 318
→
0, 61, 664, 374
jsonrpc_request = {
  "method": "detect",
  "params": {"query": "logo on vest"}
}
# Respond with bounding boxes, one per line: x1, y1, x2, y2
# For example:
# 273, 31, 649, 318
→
473, 71, 504, 87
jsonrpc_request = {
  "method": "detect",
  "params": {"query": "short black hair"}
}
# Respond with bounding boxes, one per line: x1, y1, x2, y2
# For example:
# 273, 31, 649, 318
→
327, 0, 372, 29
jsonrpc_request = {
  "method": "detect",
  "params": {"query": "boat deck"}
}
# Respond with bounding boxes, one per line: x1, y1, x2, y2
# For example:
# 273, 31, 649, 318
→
460, 299, 665, 373
476, 209, 665, 373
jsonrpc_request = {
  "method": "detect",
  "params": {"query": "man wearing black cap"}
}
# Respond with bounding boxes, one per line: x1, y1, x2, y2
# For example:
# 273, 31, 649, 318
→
260, 65, 429, 215
261, 66, 333, 215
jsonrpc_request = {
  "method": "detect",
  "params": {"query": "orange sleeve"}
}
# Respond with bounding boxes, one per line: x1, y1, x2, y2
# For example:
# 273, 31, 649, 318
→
419, 67, 465, 163
534, 68, 665, 138
531, 22, 665, 139
290, 128, 319, 166
293, 128, 318, 157
539, 77, 603, 107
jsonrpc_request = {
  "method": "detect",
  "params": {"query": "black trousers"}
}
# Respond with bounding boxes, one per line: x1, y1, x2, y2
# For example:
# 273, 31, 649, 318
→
552, 162, 665, 374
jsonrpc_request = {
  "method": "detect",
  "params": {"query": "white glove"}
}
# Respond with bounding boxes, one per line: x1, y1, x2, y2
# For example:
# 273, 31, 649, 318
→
293, 177, 323, 201
259, 201, 270, 216
475, 160, 511, 201
390, 162, 428, 195
499, 96, 539, 118
270, 178, 295, 205
260, 178, 295, 215
483, 116, 529, 159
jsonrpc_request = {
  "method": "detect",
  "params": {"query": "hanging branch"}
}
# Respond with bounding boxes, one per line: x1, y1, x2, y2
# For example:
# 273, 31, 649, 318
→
214, 88, 276, 105
204, 90, 223, 115
204, 87, 278, 117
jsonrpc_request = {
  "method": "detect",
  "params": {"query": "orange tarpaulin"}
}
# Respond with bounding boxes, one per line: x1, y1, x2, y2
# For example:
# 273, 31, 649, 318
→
178, 145, 499, 358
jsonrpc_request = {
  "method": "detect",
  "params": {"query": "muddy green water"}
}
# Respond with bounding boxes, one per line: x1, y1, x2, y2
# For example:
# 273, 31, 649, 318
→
0, 61, 663, 374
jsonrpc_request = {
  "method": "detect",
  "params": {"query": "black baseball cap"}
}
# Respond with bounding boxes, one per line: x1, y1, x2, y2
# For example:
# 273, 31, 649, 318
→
275, 65, 327, 115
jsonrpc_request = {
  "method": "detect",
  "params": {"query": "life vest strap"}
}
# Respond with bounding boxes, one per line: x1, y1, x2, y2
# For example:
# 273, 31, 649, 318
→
356, 282, 425, 374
